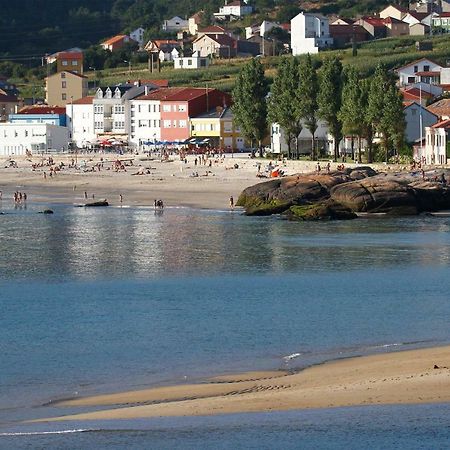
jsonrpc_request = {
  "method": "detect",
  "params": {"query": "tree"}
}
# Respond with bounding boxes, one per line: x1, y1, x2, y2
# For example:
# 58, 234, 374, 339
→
268, 57, 302, 159
298, 54, 319, 159
232, 58, 269, 156
338, 66, 363, 161
318, 57, 343, 162
360, 78, 375, 163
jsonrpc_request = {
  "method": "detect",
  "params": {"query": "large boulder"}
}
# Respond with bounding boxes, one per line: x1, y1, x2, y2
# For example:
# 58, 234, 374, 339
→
236, 167, 376, 216
285, 199, 357, 221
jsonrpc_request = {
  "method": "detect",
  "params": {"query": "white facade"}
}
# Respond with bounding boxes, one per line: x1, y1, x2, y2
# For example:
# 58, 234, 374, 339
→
129, 27, 145, 47
404, 101, 438, 143
129, 99, 162, 149
396, 58, 443, 86
271, 120, 330, 154
162, 16, 189, 32
402, 12, 432, 26
0, 123, 69, 156
65, 102, 95, 148
215, 2, 253, 18
291, 12, 333, 55
174, 52, 210, 69
379, 5, 407, 20
423, 121, 450, 164
159, 48, 180, 62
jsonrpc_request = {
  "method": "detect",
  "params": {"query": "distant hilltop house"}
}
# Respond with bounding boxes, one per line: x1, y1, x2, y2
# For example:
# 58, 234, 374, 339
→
101, 35, 130, 52
396, 57, 448, 86
45, 70, 88, 107
214, 0, 253, 20
129, 27, 145, 47
245, 20, 280, 39
46, 50, 84, 74
144, 40, 182, 62
290, 12, 333, 55
162, 16, 189, 32
188, 12, 203, 35
193, 33, 237, 58
432, 12, 450, 32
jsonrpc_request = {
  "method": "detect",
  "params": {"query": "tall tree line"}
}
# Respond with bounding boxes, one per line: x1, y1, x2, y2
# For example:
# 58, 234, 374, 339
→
232, 56, 406, 163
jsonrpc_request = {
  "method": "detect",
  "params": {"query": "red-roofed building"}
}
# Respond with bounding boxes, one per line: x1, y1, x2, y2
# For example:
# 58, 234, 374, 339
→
329, 24, 369, 47
355, 17, 387, 38
101, 35, 130, 52
424, 118, 450, 165
400, 86, 435, 105
432, 12, 450, 31
55, 51, 84, 74
396, 58, 444, 86
383, 17, 409, 36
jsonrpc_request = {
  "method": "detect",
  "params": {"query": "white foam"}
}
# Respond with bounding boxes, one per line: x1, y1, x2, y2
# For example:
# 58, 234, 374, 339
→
283, 352, 301, 362
0, 429, 91, 436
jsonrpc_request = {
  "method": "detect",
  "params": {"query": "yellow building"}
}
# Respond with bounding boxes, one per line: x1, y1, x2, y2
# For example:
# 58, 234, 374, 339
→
45, 71, 88, 107
190, 107, 245, 150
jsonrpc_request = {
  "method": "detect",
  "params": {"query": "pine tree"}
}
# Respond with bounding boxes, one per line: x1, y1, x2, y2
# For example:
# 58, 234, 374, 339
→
298, 54, 319, 159
338, 66, 363, 161
268, 57, 302, 159
318, 57, 343, 162
232, 58, 269, 156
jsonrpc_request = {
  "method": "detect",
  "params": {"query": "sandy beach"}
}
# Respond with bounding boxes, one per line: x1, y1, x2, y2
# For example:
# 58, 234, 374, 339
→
32, 345, 450, 422
0, 152, 396, 210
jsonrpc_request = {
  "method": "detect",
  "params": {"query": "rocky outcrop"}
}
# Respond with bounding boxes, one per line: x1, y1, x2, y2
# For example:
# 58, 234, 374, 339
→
237, 168, 450, 220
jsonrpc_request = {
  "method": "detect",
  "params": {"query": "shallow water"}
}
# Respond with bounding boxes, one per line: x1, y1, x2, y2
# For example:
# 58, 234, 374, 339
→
1, 203, 450, 447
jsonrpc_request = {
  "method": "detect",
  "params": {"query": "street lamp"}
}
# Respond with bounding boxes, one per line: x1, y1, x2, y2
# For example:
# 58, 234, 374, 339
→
89, 66, 96, 90
123, 60, 131, 78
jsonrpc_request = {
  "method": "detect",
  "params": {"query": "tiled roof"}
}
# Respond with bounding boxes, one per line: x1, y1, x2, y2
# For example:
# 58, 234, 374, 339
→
431, 119, 450, 128
135, 87, 186, 101
162, 87, 217, 102
198, 25, 227, 33
56, 51, 83, 60
201, 33, 236, 46
362, 17, 386, 27
396, 57, 443, 71
401, 87, 434, 99
102, 35, 128, 46
72, 96, 94, 105
18, 105, 66, 114
434, 12, 450, 18
427, 99, 450, 117
415, 71, 441, 76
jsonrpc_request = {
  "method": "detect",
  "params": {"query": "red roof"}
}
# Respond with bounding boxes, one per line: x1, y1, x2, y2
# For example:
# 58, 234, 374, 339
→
415, 71, 441, 77
383, 17, 406, 24
201, 33, 236, 47
56, 51, 83, 60
128, 79, 170, 88
435, 12, 450, 18
153, 39, 179, 47
280, 23, 291, 31
431, 119, 450, 129
407, 11, 430, 21
199, 25, 228, 33
362, 17, 386, 27
401, 87, 434, 100
102, 35, 128, 46
135, 87, 186, 101
162, 87, 219, 102
72, 96, 94, 105
18, 105, 66, 114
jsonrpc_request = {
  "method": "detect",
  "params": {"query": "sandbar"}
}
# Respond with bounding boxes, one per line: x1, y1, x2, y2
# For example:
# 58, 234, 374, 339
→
32, 345, 450, 422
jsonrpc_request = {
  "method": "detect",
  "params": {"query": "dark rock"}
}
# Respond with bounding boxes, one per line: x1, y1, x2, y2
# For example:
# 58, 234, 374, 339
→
39, 209, 54, 214
285, 199, 357, 221
85, 200, 109, 207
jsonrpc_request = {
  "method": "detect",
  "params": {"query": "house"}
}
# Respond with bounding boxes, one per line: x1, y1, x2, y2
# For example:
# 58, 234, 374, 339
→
65, 96, 95, 147
409, 22, 430, 35
0, 91, 20, 122
330, 18, 354, 25
54, 51, 84, 74
9, 105, 67, 126
45, 71, 88, 106
101, 35, 130, 52
190, 107, 245, 151
355, 17, 387, 39
432, 12, 450, 32
379, 4, 408, 21
174, 51, 210, 69
423, 119, 450, 164
188, 12, 204, 35
270, 120, 330, 155
427, 99, 450, 120
403, 101, 439, 143
402, 11, 432, 26
396, 58, 444, 86
193, 33, 237, 58
383, 17, 410, 36
329, 24, 370, 47
0, 123, 69, 156
197, 26, 231, 37
129, 27, 145, 47
291, 12, 333, 55
162, 16, 189, 32
401, 84, 441, 105
144, 40, 182, 62
214, 1, 253, 20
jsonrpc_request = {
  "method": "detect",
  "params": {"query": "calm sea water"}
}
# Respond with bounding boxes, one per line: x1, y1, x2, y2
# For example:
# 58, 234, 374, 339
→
1, 202, 450, 448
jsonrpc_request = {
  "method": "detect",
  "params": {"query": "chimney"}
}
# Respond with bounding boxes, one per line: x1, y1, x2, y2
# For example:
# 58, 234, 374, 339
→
144, 85, 149, 95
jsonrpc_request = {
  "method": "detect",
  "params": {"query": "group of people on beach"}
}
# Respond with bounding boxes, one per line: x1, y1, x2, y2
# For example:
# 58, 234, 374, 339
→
13, 191, 27, 205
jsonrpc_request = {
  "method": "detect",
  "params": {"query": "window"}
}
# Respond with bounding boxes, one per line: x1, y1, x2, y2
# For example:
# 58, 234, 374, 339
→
61, 72, 66, 78
414, 65, 418, 72
178, 104, 186, 112
163, 120, 171, 128
200, 59, 206, 67
173, 120, 177, 128
62, 93, 67, 100
163, 105, 171, 112
423, 65, 430, 72
411, 109, 417, 116
188, 59, 192, 66
72, 60, 78, 66
62, 60, 68, 66
62, 81, 66, 88
179, 120, 187, 128
148, 105, 151, 112
408, 76, 415, 83
138, 105, 141, 113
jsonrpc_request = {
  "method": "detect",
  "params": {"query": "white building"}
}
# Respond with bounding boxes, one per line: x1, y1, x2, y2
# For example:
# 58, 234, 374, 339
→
162, 16, 189, 32
423, 119, 450, 164
65, 96, 96, 148
396, 58, 444, 86
291, 12, 333, 55
0, 123, 69, 156
214, 1, 253, 20
271, 120, 330, 154
174, 51, 210, 69
129, 27, 145, 47
404, 101, 439, 143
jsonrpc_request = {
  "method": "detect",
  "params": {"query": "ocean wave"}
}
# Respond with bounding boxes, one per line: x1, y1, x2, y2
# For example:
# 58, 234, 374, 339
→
0, 429, 94, 437
283, 353, 301, 362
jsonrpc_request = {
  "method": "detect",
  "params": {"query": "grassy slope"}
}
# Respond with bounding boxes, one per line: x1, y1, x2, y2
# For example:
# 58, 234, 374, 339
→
14, 33, 450, 99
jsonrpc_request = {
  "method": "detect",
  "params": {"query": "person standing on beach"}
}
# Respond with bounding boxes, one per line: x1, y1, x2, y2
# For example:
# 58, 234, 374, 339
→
84, 191, 88, 199
119, 194, 123, 205
229, 195, 234, 210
